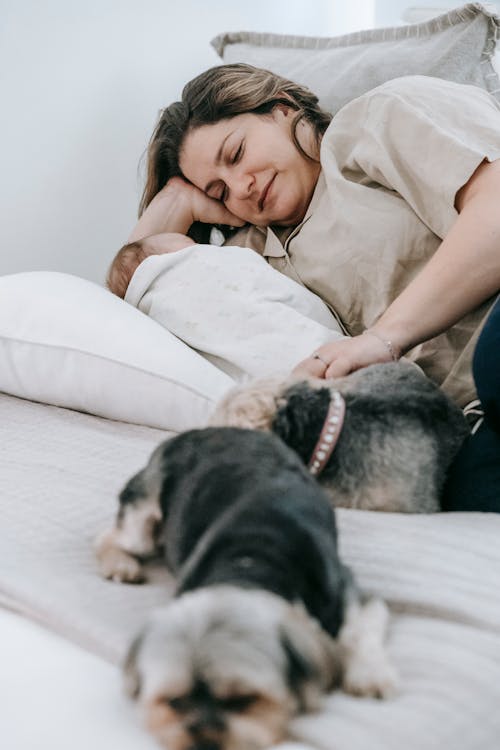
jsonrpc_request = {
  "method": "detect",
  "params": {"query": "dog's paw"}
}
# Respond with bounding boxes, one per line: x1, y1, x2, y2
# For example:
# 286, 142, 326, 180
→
342, 650, 399, 699
103, 549, 146, 584
95, 530, 146, 584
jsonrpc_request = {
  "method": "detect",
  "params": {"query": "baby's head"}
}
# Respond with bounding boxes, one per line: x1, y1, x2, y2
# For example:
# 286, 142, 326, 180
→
107, 232, 194, 298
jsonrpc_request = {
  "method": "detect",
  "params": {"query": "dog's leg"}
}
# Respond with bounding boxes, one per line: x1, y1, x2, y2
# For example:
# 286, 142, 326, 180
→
338, 594, 399, 699
95, 461, 164, 584
95, 511, 157, 583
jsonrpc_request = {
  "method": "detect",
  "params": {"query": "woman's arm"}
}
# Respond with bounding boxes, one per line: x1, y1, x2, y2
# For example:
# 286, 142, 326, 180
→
127, 176, 245, 243
296, 158, 500, 378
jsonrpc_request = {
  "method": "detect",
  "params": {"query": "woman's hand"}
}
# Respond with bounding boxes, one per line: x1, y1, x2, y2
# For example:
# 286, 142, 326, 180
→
128, 177, 245, 243
293, 332, 395, 379
297, 159, 500, 382
186, 179, 245, 228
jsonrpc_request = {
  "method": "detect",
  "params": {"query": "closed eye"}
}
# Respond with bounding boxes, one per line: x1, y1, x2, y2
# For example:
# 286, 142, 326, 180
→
219, 694, 258, 712
220, 141, 244, 202
232, 142, 244, 164
166, 696, 192, 713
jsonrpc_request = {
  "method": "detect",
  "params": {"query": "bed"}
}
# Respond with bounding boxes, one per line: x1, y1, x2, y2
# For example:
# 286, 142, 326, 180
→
2, 392, 500, 749
2, 5, 500, 749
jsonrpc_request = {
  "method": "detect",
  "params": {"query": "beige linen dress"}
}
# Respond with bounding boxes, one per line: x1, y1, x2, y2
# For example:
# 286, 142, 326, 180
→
235, 75, 500, 406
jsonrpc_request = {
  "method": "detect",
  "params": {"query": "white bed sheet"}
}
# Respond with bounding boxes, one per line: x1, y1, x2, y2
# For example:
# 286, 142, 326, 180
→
0, 607, 309, 750
0, 607, 157, 750
2, 392, 500, 750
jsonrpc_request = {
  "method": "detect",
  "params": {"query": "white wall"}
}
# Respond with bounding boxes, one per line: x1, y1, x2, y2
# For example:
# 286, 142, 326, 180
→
0, 0, 388, 283
3, 1, 478, 283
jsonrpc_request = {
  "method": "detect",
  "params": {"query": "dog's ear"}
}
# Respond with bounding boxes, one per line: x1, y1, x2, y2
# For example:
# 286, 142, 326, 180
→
279, 608, 339, 711
280, 625, 317, 697
123, 631, 144, 700
209, 378, 286, 430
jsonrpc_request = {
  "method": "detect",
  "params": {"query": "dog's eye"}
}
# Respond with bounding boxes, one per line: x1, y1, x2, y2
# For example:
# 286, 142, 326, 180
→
166, 696, 191, 713
220, 694, 258, 712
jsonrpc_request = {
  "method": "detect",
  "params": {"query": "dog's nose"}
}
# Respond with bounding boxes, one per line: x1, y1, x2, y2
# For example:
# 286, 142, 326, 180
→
187, 713, 225, 735
187, 743, 219, 750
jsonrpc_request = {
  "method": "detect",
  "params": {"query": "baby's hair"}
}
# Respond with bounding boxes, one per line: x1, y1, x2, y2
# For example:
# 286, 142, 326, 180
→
106, 240, 148, 299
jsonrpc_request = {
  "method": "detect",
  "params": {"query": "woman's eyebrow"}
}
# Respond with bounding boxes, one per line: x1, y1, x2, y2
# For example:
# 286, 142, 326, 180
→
204, 131, 234, 193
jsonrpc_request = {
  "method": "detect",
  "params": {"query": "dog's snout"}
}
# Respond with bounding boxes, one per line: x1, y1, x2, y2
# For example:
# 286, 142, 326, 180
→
188, 743, 220, 750
186, 708, 225, 741
187, 717, 224, 735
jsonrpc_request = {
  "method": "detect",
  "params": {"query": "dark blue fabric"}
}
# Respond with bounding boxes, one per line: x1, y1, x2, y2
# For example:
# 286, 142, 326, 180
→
442, 295, 500, 512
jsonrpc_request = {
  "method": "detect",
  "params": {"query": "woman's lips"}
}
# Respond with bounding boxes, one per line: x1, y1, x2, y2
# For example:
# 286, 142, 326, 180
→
259, 174, 276, 211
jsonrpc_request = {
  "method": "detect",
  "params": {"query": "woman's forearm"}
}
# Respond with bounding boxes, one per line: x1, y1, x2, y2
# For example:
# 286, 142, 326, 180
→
127, 182, 194, 243
372, 159, 500, 355
298, 160, 500, 380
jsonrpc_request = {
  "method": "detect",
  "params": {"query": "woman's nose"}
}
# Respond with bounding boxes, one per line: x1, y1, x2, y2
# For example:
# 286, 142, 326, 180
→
228, 169, 255, 201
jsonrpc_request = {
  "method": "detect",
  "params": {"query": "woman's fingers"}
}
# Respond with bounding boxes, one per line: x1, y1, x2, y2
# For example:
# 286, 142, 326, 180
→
218, 206, 247, 227
189, 183, 246, 227
158, 177, 245, 227
295, 334, 394, 380
127, 176, 246, 247
325, 356, 354, 378
292, 357, 327, 378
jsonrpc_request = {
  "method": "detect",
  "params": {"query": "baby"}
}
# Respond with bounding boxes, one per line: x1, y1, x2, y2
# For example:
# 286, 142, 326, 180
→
107, 232, 195, 298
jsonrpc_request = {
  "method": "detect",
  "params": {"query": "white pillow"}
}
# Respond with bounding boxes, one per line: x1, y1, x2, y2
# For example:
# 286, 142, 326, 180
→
125, 244, 344, 379
0, 271, 233, 431
0, 255, 344, 431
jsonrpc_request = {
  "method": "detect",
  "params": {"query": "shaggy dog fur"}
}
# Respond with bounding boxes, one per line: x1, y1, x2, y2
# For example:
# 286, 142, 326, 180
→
210, 362, 469, 513
96, 428, 397, 750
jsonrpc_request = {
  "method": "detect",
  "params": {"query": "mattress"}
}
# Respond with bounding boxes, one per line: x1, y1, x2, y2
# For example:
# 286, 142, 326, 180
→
2, 391, 500, 750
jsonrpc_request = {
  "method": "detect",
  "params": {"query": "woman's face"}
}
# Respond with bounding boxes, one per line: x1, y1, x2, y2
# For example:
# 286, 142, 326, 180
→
178, 108, 321, 227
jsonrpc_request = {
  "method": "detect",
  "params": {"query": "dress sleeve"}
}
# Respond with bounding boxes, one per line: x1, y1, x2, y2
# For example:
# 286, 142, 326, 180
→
324, 75, 500, 238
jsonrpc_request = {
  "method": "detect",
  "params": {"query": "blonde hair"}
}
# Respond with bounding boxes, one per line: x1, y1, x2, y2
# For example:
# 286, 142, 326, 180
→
139, 64, 332, 241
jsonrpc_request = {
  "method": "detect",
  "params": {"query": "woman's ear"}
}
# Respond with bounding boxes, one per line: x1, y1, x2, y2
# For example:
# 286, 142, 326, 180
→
274, 102, 292, 117
272, 102, 296, 130
274, 92, 297, 116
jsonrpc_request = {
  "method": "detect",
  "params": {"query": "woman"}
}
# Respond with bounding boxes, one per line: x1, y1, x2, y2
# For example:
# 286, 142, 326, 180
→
119, 63, 500, 510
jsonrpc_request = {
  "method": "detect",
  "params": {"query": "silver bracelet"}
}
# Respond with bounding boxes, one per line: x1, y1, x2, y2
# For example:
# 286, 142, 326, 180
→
363, 329, 400, 362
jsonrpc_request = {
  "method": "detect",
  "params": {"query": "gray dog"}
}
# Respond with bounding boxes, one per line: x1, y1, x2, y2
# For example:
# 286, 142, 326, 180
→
96, 428, 397, 750
210, 362, 469, 513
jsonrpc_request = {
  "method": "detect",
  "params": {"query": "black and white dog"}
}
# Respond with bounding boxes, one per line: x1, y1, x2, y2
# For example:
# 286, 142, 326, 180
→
210, 362, 469, 513
96, 428, 397, 750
